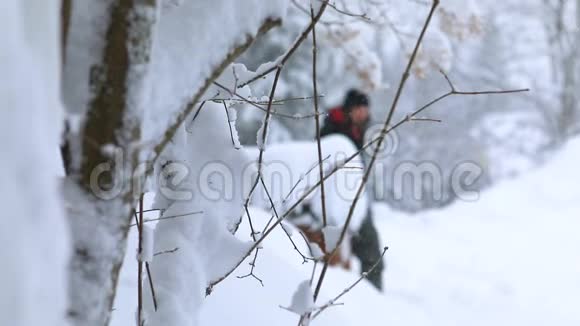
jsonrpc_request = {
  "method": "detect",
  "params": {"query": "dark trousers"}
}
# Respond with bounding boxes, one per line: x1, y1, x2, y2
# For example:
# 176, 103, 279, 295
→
351, 211, 384, 290
295, 204, 384, 290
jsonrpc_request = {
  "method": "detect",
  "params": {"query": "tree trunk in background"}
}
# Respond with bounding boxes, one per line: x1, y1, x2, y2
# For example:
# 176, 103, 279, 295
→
551, 0, 580, 139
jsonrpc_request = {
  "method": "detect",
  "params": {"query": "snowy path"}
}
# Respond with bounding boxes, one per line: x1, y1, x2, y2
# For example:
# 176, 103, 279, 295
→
376, 138, 580, 325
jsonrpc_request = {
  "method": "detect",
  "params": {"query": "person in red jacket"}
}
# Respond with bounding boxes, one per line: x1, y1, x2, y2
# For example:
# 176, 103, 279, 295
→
320, 89, 371, 149
319, 89, 384, 290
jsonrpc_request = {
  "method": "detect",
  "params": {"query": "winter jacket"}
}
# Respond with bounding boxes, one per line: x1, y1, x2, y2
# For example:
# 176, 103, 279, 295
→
320, 106, 368, 149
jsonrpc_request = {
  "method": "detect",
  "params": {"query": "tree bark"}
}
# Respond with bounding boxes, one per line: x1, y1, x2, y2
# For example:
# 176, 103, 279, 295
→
63, 1, 158, 325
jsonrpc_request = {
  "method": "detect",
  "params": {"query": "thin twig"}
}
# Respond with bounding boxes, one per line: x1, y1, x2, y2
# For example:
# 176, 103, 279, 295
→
319, 0, 371, 21
283, 155, 331, 205
137, 194, 144, 325
409, 117, 442, 123
130, 210, 204, 227
223, 101, 240, 149
236, 248, 264, 287
311, 247, 389, 320
145, 264, 158, 311
260, 176, 314, 263
242, 178, 260, 241
133, 210, 158, 312
235, 66, 285, 281
153, 247, 179, 256
185, 100, 207, 133
213, 82, 323, 120
311, 6, 328, 228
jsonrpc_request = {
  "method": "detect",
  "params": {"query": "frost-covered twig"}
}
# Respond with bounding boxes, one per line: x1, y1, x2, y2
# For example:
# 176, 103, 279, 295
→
151, 17, 282, 165
223, 101, 239, 149
213, 81, 324, 120
318, 0, 371, 21
208, 94, 324, 106
237, 66, 286, 282
312, 0, 441, 302
238, 3, 329, 88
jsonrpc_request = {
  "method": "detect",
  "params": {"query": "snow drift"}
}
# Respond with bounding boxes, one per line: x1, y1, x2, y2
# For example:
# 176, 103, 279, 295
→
0, 1, 69, 325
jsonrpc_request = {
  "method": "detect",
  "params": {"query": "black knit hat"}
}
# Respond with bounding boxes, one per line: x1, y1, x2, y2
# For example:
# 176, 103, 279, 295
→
343, 89, 369, 111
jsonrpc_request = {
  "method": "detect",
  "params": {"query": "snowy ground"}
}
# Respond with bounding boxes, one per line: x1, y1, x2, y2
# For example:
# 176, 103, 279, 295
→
112, 137, 580, 326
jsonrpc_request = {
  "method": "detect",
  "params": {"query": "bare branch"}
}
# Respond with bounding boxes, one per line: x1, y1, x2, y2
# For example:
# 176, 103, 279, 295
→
145, 263, 158, 311
236, 249, 264, 287
185, 100, 208, 133
153, 247, 179, 256
311, 5, 328, 228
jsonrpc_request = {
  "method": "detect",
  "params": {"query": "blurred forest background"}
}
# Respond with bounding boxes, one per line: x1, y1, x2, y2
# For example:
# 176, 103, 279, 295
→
236, 0, 580, 212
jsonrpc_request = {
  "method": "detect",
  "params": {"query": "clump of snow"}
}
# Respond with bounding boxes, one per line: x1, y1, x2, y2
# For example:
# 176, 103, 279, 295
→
138, 225, 155, 263
143, 98, 261, 325
281, 222, 295, 236
322, 226, 342, 252
256, 114, 270, 151
141, 0, 289, 149
308, 241, 325, 260
1, 1, 70, 325
286, 280, 315, 315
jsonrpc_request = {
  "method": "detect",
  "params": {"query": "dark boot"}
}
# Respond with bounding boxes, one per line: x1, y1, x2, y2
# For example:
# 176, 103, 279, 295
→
351, 211, 384, 290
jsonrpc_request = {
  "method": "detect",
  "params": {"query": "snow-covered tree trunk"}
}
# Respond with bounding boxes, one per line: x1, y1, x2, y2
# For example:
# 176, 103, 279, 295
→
61, 1, 159, 325
61, 1, 286, 325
